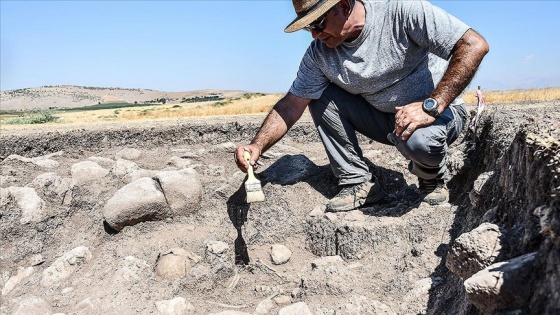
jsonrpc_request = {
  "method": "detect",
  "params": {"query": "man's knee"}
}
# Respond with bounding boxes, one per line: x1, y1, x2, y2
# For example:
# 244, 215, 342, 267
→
399, 128, 447, 166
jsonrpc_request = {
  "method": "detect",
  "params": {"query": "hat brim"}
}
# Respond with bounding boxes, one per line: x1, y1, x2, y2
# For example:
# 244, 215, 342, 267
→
284, 0, 340, 33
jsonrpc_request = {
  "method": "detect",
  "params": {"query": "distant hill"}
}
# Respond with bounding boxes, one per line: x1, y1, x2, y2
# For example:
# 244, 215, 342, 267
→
0, 85, 251, 111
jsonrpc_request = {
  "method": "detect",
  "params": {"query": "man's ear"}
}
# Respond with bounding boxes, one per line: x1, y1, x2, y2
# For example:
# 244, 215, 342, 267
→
341, 0, 353, 17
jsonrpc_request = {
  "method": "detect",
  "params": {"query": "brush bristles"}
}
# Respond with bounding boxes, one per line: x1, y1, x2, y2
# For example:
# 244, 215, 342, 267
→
246, 190, 265, 203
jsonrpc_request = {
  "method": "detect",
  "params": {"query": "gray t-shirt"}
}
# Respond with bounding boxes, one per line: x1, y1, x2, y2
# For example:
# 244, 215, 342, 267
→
289, 0, 470, 113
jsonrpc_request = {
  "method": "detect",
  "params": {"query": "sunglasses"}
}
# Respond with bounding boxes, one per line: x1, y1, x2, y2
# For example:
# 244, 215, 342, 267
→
303, 8, 331, 32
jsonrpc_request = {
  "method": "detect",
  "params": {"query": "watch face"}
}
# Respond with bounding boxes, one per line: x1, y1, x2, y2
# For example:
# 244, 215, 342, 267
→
424, 99, 437, 110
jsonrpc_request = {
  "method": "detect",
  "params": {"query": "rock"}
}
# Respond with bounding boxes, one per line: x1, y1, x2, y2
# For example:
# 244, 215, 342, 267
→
343, 210, 366, 222
7, 186, 47, 224
270, 244, 292, 265
300, 256, 356, 295
31, 173, 72, 205
308, 205, 324, 217
464, 252, 537, 313
469, 171, 494, 207
125, 169, 158, 183
208, 312, 252, 315
154, 169, 202, 215
155, 297, 194, 315
155, 248, 198, 279
254, 298, 275, 315
1, 266, 34, 295
273, 295, 292, 305
278, 302, 312, 315
324, 212, 338, 222
70, 161, 109, 185
207, 241, 229, 255
115, 148, 142, 160
534, 205, 558, 241
11, 296, 52, 315
41, 246, 92, 286
75, 297, 98, 312
33, 159, 59, 168
446, 222, 504, 278
29, 254, 45, 266
87, 156, 115, 168
114, 256, 150, 282
0, 175, 17, 185
166, 156, 192, 169
111, 159, 140, 177
103, 177, 171, 231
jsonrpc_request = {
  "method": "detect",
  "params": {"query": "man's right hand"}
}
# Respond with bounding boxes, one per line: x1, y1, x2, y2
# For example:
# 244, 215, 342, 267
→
235, 144, 262, 172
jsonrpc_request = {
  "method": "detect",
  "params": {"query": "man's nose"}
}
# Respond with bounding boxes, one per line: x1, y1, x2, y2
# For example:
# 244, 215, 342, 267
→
311, 29, 322, 39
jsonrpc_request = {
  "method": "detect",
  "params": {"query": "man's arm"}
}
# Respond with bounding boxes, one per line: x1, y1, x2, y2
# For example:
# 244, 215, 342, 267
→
431, 29, 490, 111
235, 93, 310, 172
395, 29, 489, 140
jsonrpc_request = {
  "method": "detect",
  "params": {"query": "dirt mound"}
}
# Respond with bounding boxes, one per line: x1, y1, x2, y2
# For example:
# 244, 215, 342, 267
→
0, 101, 558, 315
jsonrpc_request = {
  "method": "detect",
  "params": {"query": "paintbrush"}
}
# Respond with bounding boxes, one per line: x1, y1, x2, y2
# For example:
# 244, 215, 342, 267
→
244, 151, 265, 203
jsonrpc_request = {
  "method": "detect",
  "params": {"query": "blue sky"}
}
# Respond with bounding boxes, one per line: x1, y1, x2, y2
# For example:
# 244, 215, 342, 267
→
1, 1, 559, 93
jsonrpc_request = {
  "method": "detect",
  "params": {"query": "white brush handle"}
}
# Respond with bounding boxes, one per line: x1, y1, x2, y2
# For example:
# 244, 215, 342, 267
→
244, 151, 257, 180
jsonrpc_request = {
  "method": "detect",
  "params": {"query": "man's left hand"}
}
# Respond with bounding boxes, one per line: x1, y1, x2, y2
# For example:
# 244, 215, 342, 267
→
394, 102, 436, 141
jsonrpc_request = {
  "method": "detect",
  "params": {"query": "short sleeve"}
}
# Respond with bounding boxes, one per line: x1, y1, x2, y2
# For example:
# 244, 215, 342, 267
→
402, 1, 470, 60
289, 44, 331, 100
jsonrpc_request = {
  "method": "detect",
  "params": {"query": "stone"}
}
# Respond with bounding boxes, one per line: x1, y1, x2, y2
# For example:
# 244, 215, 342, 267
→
343, 210, 366, 222
254, 298, 275, 315
70, 161, 109, 185
87, 156, 115, 168
278, 302, 313, 315
469, 171, 494, 207
31, 172, 72, 205
11, 295, 52, 315
154, 169, 202, 215
155, 297, 194, 315
273, 295, 292, 305
207, 241, 229, 255
33, 159, 59, 168
446, 222, 504, 278
111, 159, 140, 177
75, 297, 98, 312
155, 248, 196, 279
41, 246, 92, 286
103, 177, 171, 231
308, 205, 324, 217
270, 244, 292, 265
7, 186, 47, 224
125, 169, 158, 183
1, 266, 34, 295
115, 147, 142, 160
208, 311, 252, 315
464, 252, 537, 313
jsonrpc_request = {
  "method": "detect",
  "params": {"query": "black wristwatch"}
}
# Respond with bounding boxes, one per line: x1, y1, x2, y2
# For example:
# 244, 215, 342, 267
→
422, 98, 441, 118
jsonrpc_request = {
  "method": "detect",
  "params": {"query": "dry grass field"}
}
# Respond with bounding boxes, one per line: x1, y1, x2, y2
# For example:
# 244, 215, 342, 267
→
462, 86, 560, 103
1, 87, 559, 130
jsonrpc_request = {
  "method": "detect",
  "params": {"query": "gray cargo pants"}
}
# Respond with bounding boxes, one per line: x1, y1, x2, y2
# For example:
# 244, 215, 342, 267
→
308, 83, 467, 185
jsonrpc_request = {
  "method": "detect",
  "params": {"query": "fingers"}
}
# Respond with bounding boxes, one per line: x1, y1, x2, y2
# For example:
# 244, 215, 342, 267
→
234, 145, 261, 172
394, 102, 433, 141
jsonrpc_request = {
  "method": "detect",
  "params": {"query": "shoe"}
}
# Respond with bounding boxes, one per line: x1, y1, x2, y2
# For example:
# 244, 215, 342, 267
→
418, 177, 448, 205
326, 177, 385, 212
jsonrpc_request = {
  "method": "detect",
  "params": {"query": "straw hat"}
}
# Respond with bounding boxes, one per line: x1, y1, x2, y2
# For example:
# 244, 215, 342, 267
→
285, 0, 341, 33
